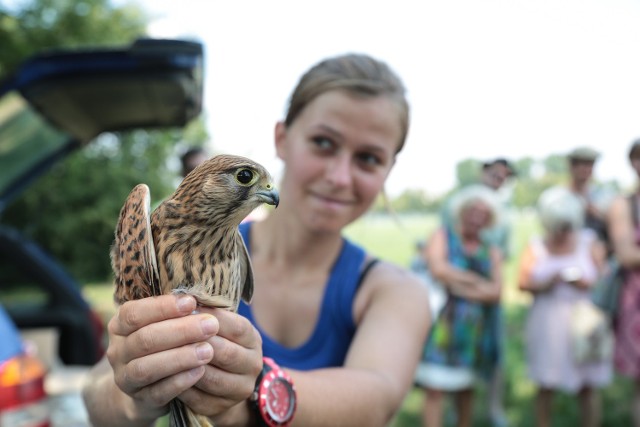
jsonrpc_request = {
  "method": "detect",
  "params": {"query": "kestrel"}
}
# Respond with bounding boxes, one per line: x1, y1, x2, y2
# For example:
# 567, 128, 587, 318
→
111, 154, 279, 427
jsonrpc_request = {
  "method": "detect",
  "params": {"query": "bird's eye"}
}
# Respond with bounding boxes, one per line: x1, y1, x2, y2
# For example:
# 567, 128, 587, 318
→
235, 168, 257, 186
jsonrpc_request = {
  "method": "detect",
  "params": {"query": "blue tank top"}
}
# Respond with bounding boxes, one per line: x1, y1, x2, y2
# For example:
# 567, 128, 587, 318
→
238, 222, 367, 370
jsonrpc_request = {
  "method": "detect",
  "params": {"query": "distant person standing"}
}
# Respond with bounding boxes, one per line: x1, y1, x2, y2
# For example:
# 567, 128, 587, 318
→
420, 158, 515, 427
566, 147, 612, 249
416, 184, 503, 427
607, 139, 640, 427
180, 146, 209, 178
479, 158, 516, 427
479, 158, 517, 261
519, 186, 610, 427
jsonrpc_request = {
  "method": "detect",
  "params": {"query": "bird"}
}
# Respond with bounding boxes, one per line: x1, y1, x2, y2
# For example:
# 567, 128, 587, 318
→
110, 153, 279, 427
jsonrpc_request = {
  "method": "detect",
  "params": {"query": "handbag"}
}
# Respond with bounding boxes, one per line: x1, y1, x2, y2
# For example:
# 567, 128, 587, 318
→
591, 257, 624, 319
590, 194, 638, 319
570, 299, 614, 364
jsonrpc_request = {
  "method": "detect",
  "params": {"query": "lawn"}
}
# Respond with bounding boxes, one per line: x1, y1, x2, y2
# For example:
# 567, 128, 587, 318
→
83, 211, 634, 426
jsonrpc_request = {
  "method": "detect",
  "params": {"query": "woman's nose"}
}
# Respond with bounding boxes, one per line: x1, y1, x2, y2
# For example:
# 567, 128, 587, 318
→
326, 155, 352, 187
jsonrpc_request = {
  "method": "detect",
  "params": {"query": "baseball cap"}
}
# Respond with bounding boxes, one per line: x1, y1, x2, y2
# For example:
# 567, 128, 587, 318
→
567, 146, 600, 161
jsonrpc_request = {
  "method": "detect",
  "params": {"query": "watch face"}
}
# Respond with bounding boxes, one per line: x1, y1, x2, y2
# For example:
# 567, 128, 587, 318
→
265, 377, 295, 422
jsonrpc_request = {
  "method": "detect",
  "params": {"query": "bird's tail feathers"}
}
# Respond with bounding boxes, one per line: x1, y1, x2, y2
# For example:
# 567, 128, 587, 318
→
169, 399, 213, 427
171, 288, 234, 310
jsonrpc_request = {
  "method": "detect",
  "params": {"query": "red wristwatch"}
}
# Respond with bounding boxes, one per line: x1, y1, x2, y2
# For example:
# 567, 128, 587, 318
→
250, 357, 297, 427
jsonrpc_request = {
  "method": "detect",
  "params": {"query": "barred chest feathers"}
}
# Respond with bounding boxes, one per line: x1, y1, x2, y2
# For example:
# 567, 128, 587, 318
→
154, 221, 247, 311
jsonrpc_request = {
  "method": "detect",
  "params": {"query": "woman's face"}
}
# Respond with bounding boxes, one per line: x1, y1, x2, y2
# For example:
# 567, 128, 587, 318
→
459, 201, 493, 237
275, 90, 402, 233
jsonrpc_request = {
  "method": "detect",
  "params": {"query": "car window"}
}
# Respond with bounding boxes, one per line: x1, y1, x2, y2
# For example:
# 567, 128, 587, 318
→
0, 92, 68, 198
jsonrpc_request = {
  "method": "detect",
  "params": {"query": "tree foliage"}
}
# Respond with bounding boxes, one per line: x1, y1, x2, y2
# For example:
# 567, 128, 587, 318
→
455, 158, 481, 187
0, 0, 147, 76
1, 0, 208, 281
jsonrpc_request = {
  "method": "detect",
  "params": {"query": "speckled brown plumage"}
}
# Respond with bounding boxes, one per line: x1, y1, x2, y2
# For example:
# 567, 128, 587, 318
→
111, 154, 279, 427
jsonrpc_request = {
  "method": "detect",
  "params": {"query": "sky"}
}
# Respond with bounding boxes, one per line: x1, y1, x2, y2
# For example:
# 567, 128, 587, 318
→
128, 0, 640, 197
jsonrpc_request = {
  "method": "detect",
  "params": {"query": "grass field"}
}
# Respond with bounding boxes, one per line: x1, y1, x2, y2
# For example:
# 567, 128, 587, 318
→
83, 211, 634, 426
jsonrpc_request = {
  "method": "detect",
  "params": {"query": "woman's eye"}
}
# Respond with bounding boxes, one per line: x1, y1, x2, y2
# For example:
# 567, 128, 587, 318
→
358, 152, 382, 167
312, 136, 333, 150
235, 168, 256, 185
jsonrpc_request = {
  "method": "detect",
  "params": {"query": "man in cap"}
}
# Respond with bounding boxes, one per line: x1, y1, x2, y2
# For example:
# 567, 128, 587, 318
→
566, 146, 610, 248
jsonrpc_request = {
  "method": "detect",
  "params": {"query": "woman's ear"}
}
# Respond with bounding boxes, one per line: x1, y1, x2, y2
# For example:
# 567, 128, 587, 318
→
274, 121, 287, 160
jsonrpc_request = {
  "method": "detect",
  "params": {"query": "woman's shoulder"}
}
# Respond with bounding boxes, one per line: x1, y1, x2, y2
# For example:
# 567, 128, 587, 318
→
353, 258, 429, 323
362, 259, 429, 301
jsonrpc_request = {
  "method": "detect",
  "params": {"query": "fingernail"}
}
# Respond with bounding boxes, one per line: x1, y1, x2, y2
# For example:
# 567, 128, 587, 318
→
201, 316, 218, 335
196, 343, 213, 361
177, 295, 195, 313
189, 366, 205, 378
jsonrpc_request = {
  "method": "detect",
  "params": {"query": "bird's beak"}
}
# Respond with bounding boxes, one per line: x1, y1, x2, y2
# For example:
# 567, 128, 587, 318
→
257, 187, 279, 208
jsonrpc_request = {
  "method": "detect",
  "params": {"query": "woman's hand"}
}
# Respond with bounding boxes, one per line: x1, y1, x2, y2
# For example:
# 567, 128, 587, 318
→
181, 307, 263, 422
96, 293, 262, 425
106, 294, 220, 421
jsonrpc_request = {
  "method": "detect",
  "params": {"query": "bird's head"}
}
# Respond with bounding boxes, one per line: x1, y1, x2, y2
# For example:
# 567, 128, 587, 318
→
175, 154, 279, 225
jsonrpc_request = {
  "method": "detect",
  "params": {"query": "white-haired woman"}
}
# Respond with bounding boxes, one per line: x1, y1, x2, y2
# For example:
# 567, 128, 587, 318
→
518, 186, 610, 427
415, 184, 504, 427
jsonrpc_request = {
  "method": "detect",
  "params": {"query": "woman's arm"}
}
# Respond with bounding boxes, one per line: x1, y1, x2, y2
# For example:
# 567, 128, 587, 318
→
608, 195, 640, 269
282, 263, 430, 427
566, 238, 607, 291
425, 228, 500, 302
82, 294, 263, 427
517, 244, 558, 294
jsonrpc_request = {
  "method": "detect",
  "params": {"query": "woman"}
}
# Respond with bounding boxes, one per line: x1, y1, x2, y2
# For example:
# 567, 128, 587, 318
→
608, 139, 640, 426
415, 184, 503, 427
519, 186, 610, 427
82, 53, 430, 427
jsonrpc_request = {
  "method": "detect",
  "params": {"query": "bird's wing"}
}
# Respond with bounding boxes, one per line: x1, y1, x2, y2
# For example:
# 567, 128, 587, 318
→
111, 183, 161, 304
238, 232, 254, 304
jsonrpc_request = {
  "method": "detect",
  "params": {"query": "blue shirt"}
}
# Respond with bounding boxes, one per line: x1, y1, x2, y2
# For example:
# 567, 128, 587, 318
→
238, 222, 366, 370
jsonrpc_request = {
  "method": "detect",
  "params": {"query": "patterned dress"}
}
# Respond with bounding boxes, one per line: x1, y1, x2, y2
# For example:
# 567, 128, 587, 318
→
416, 226, 500, 389
614, 215, 640, 378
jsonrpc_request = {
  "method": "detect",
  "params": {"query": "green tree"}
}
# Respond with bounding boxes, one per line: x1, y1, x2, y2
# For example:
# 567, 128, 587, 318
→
455, 158, 481, 187
542, 153, 567, 175
513, 157, 535, 180
1, 0, 208, 281
0, 0, 147, 76
390, 189, 436, 213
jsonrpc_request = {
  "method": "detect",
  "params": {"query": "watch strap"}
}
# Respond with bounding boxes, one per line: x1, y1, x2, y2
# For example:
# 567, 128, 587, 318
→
250, 357, 296, 427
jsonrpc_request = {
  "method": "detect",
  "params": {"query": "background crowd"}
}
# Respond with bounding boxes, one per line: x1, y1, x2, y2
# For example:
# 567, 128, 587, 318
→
412, 143, 640, 427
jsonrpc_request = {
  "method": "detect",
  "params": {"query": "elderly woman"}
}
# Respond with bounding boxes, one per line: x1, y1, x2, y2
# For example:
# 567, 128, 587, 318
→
415, 184, 503, 427
518, 186, 610, 427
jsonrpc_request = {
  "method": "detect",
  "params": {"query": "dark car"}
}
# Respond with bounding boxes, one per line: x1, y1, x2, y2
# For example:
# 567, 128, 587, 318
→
0, 38, 204, 426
